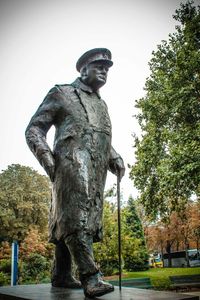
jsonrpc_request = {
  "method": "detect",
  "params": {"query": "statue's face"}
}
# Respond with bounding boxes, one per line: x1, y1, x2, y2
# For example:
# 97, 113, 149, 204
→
81, 62, 109, 91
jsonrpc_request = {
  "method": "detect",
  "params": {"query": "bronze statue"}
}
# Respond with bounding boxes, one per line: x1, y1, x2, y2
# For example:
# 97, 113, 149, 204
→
25, 48, 125, 298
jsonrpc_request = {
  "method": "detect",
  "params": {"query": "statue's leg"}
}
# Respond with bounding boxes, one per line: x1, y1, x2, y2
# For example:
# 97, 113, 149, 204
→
51, 240, 81, 288
65, 232, 97, 276
65, 232, 114, 297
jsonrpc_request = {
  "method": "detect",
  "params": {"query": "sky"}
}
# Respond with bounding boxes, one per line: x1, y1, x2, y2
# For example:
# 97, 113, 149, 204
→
0, 0, 198, 201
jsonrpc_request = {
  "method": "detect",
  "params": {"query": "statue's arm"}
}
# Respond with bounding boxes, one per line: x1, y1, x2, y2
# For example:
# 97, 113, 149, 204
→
108, 146, 125, 181
25, 87, 61, 181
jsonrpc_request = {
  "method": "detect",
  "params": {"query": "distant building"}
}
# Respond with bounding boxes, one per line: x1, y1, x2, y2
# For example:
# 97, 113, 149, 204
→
162, 249, 200, 267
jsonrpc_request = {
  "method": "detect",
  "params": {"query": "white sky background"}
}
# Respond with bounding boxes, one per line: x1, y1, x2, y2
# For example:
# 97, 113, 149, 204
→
0, 0, 198, 201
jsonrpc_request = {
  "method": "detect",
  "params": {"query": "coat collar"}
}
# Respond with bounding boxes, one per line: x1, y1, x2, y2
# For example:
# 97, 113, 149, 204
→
72, 77, 101, 99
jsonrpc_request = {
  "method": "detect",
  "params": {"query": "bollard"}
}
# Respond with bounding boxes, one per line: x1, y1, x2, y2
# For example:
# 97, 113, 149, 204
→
11, 241, 18, 286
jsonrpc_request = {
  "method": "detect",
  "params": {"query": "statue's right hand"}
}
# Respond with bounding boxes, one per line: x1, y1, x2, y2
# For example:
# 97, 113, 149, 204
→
41, 152, 55, 182
48, 164, 55, 182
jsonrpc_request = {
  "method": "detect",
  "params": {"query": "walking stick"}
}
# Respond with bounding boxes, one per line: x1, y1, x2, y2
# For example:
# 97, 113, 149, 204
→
117, 174, 122, 291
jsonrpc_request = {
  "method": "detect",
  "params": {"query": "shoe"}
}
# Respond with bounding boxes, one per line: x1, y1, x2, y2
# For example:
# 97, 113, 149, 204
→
81, 273, 114, 298
52, 275, 82, 288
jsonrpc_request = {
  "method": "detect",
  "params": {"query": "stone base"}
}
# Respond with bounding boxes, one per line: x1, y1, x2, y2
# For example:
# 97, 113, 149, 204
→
0, 284, 199, 300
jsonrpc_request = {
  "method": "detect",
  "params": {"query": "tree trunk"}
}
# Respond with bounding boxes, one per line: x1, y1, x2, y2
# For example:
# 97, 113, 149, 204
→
160, 241, 164, 265
166, 240, 172, 267
185, 241, 190, 267
176, 240, 180, 252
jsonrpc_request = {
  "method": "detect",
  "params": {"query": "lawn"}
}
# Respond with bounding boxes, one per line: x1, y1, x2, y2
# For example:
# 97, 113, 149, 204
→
105, 267, 200, 290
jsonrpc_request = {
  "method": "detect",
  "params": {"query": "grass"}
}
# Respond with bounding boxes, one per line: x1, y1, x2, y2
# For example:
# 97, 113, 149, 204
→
105, 267, 200, 290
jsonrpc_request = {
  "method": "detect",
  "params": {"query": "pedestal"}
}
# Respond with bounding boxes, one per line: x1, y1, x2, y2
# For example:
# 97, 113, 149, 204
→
0, 284, 199, 300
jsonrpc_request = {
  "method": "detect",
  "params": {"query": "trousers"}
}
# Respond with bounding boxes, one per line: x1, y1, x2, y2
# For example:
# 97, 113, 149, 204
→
52, 231, 98, 282
65, 231, 98, 276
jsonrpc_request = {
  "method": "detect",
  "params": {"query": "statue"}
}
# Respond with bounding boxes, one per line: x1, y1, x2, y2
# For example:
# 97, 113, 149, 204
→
25, 48, 125, 298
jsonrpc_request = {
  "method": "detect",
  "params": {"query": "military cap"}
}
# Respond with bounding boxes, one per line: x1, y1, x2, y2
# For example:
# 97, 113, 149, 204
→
76, 48, 113, 72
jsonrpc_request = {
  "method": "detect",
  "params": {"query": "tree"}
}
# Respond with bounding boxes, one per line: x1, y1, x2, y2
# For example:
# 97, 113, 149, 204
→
129, 1, 200, 218
93, 190, 149, 275
190, 201, 200, 250
0, 164, 51, 242
0, 242, 11, 260
145, 201, 200, 266
93, 200, 119, 275
123, 197, 149, 271
20, 227, 53, 259
126, 196, 146, 241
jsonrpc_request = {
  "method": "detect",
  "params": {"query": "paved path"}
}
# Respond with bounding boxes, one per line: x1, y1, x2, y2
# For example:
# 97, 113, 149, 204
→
0, 284, 199, 300
184, 291, 200, 298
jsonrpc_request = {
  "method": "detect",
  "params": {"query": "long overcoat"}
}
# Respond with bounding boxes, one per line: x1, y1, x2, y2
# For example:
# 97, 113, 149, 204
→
25, 78, 120, 243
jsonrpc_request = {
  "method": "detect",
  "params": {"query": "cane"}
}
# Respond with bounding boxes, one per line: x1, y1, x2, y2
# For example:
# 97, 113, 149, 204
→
117, 174, 122, 291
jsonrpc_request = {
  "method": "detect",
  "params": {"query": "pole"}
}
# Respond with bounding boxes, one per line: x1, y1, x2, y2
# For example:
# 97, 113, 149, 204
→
11, 241, 18, 286
117, 175, 122, 291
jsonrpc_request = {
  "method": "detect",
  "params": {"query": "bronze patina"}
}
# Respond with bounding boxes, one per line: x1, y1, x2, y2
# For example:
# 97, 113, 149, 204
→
25, 48, 125, 298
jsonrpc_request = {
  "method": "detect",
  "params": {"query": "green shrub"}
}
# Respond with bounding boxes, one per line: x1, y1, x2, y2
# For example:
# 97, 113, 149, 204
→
0, 259, 11, 275
0, 272, 10, 286
20, 253, 50, 283
98, 259, 119, 276
124, 252, 149, 271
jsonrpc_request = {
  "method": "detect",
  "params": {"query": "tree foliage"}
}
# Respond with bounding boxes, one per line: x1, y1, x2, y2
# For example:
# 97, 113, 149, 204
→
94, 191, 148, 275
146, 201, 200, 257
123, 197, 149, 271
130, 1, 200, 218
20, 227, 54, 259
93, 200, 119, 275
126, 196, 145, 241
0, 164, 51, 242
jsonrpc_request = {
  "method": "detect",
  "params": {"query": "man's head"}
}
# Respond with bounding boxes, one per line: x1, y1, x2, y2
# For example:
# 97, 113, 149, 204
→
76, 48, 113, 91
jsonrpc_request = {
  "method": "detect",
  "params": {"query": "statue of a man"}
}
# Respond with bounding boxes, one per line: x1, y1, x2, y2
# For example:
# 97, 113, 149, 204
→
25, 48, 125, 298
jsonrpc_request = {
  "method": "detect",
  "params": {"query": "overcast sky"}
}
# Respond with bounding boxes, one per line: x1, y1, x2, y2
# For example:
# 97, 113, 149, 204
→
0, 0, 198, 201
